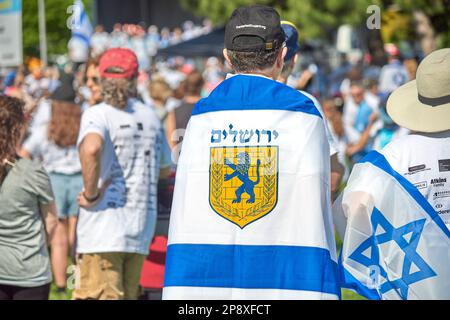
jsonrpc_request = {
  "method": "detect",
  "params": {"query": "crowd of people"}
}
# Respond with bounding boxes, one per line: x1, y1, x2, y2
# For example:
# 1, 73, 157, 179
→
0, 4, 448, 301
70, 20, 213, 72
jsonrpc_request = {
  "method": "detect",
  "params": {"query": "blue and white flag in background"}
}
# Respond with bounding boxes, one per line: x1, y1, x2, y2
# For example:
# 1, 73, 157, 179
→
163, 74, 340, 300
333, 151, 450, 300
68, 0, 92, 48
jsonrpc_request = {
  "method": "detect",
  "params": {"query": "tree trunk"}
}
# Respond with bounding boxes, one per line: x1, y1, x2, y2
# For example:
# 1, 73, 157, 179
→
413, 10, 437, 56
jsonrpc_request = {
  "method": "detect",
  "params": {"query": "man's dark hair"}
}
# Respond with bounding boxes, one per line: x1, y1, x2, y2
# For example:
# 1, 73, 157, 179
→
227, 48, 281, 73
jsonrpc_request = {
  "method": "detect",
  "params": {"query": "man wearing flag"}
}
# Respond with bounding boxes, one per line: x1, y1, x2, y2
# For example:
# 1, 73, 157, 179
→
335, 49, 450, 299
163, 5, 339, 300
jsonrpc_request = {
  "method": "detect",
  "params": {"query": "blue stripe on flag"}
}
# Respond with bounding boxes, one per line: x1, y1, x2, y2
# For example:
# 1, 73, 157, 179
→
72, 32, 90, 47
360, 151, 450, 239
164, 244, 340, 296
192, 75, 322, 118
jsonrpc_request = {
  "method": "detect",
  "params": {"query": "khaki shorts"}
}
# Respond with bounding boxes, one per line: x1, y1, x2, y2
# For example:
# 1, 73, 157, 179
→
72, 252, 146, 300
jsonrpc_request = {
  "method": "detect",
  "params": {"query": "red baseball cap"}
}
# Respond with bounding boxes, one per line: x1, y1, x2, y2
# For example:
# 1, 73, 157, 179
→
99, 48, 139, 79
385, 43, 400, 57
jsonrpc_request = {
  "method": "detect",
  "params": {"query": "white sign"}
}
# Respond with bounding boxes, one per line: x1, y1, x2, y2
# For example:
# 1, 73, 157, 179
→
0, 0, 22, 67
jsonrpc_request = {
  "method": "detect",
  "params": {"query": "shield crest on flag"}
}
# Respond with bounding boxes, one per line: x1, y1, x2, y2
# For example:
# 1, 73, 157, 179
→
209, 146, 279, 228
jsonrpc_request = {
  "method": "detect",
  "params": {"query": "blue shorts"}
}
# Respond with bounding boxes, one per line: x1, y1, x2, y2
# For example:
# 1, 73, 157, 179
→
48, 173, 83, 219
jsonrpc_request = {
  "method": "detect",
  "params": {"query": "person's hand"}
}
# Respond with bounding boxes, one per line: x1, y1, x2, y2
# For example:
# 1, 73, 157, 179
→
77, 180, 111, 209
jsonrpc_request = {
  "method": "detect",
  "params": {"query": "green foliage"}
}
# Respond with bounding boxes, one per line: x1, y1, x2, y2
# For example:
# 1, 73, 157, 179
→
391, 0, 450, 47
181, 0, 450, 47
181, 0, 379, 41
22, 0, 92, 60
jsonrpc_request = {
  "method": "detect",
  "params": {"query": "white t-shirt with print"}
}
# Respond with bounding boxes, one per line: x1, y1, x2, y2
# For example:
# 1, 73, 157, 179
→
23, 125, 81, 175
381, 131, 450, 229
76, 98, 173, 254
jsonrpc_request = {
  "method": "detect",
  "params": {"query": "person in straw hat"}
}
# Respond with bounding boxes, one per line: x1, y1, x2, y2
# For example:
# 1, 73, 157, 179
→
332, 49, 450, 300
382, 48, 450, 229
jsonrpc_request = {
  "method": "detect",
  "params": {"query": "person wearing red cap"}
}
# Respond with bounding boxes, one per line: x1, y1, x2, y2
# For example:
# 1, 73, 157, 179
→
73, 48, 172, 300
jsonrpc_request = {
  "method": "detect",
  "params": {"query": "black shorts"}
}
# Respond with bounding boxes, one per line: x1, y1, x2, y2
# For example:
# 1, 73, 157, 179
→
0, 283, 50, 300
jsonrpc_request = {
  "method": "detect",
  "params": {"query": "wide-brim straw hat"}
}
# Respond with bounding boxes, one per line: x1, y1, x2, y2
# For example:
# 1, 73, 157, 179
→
387, 48, 450, 133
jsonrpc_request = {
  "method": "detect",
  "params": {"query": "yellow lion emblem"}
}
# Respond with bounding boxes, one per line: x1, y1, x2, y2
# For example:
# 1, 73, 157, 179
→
210, 146, 278, 228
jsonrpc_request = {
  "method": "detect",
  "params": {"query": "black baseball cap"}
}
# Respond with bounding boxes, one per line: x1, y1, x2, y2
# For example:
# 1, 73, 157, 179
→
225, 5, 285, 52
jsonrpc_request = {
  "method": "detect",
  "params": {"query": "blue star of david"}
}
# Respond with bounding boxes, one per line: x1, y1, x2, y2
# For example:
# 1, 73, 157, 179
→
349, 207, 436, 299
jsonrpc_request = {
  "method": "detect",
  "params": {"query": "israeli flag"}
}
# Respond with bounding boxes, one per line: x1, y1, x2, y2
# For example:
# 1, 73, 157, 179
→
163, 74, 340, 300
69, 0, 93, 47
334, 151, 450, 299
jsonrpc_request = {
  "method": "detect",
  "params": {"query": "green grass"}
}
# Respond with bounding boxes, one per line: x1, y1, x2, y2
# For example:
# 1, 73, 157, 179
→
49, 283, 72, 300
342, 289, 366, 300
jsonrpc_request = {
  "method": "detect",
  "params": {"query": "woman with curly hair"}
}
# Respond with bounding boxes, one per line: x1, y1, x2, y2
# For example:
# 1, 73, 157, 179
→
0, 95, 57, 300
21, 77, 82, 296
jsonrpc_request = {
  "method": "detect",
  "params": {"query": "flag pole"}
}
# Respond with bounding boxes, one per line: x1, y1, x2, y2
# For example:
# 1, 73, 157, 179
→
38, 0, 48, 66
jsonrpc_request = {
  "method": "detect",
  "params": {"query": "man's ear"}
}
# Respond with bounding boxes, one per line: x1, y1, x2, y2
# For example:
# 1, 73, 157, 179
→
293, 53, 299, 66
277, 47, 288, 68
223, 49, 232, 67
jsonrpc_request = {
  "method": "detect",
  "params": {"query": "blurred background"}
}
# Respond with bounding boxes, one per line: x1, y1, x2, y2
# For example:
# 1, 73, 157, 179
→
1, 0, 449, 301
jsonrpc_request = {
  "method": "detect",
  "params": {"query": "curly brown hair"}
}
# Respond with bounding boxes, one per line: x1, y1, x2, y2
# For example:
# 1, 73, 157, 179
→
47, 100, 81, 148
0, 95, 25, 184
101, 78, 137, 109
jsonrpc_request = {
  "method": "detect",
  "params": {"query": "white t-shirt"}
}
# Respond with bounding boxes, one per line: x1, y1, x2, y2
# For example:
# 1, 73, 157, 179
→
76, 99, 172, 254
382, 131, 450, 229
23, 126, 81, 175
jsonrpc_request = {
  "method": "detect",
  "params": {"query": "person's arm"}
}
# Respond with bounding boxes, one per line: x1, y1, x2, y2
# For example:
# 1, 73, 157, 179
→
158, 128, 173, 180
40, 201, 58, 243
78, 133, 103, 208
346, 113, 378, 156
346, 128, 371, 156
330, 153, 345, 194
296, 70, 314, 90
31, 164, 57, 242
165, 110, 177, 149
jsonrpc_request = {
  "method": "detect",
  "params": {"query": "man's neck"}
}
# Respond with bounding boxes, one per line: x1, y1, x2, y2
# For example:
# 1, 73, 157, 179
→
229, 71, 275, 80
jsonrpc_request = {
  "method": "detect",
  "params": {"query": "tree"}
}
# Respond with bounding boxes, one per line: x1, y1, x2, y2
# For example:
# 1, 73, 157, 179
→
181, 0, 450, 51
391, 0, 450, 52
181, 0, 380, 42
22, 0, 93, 60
